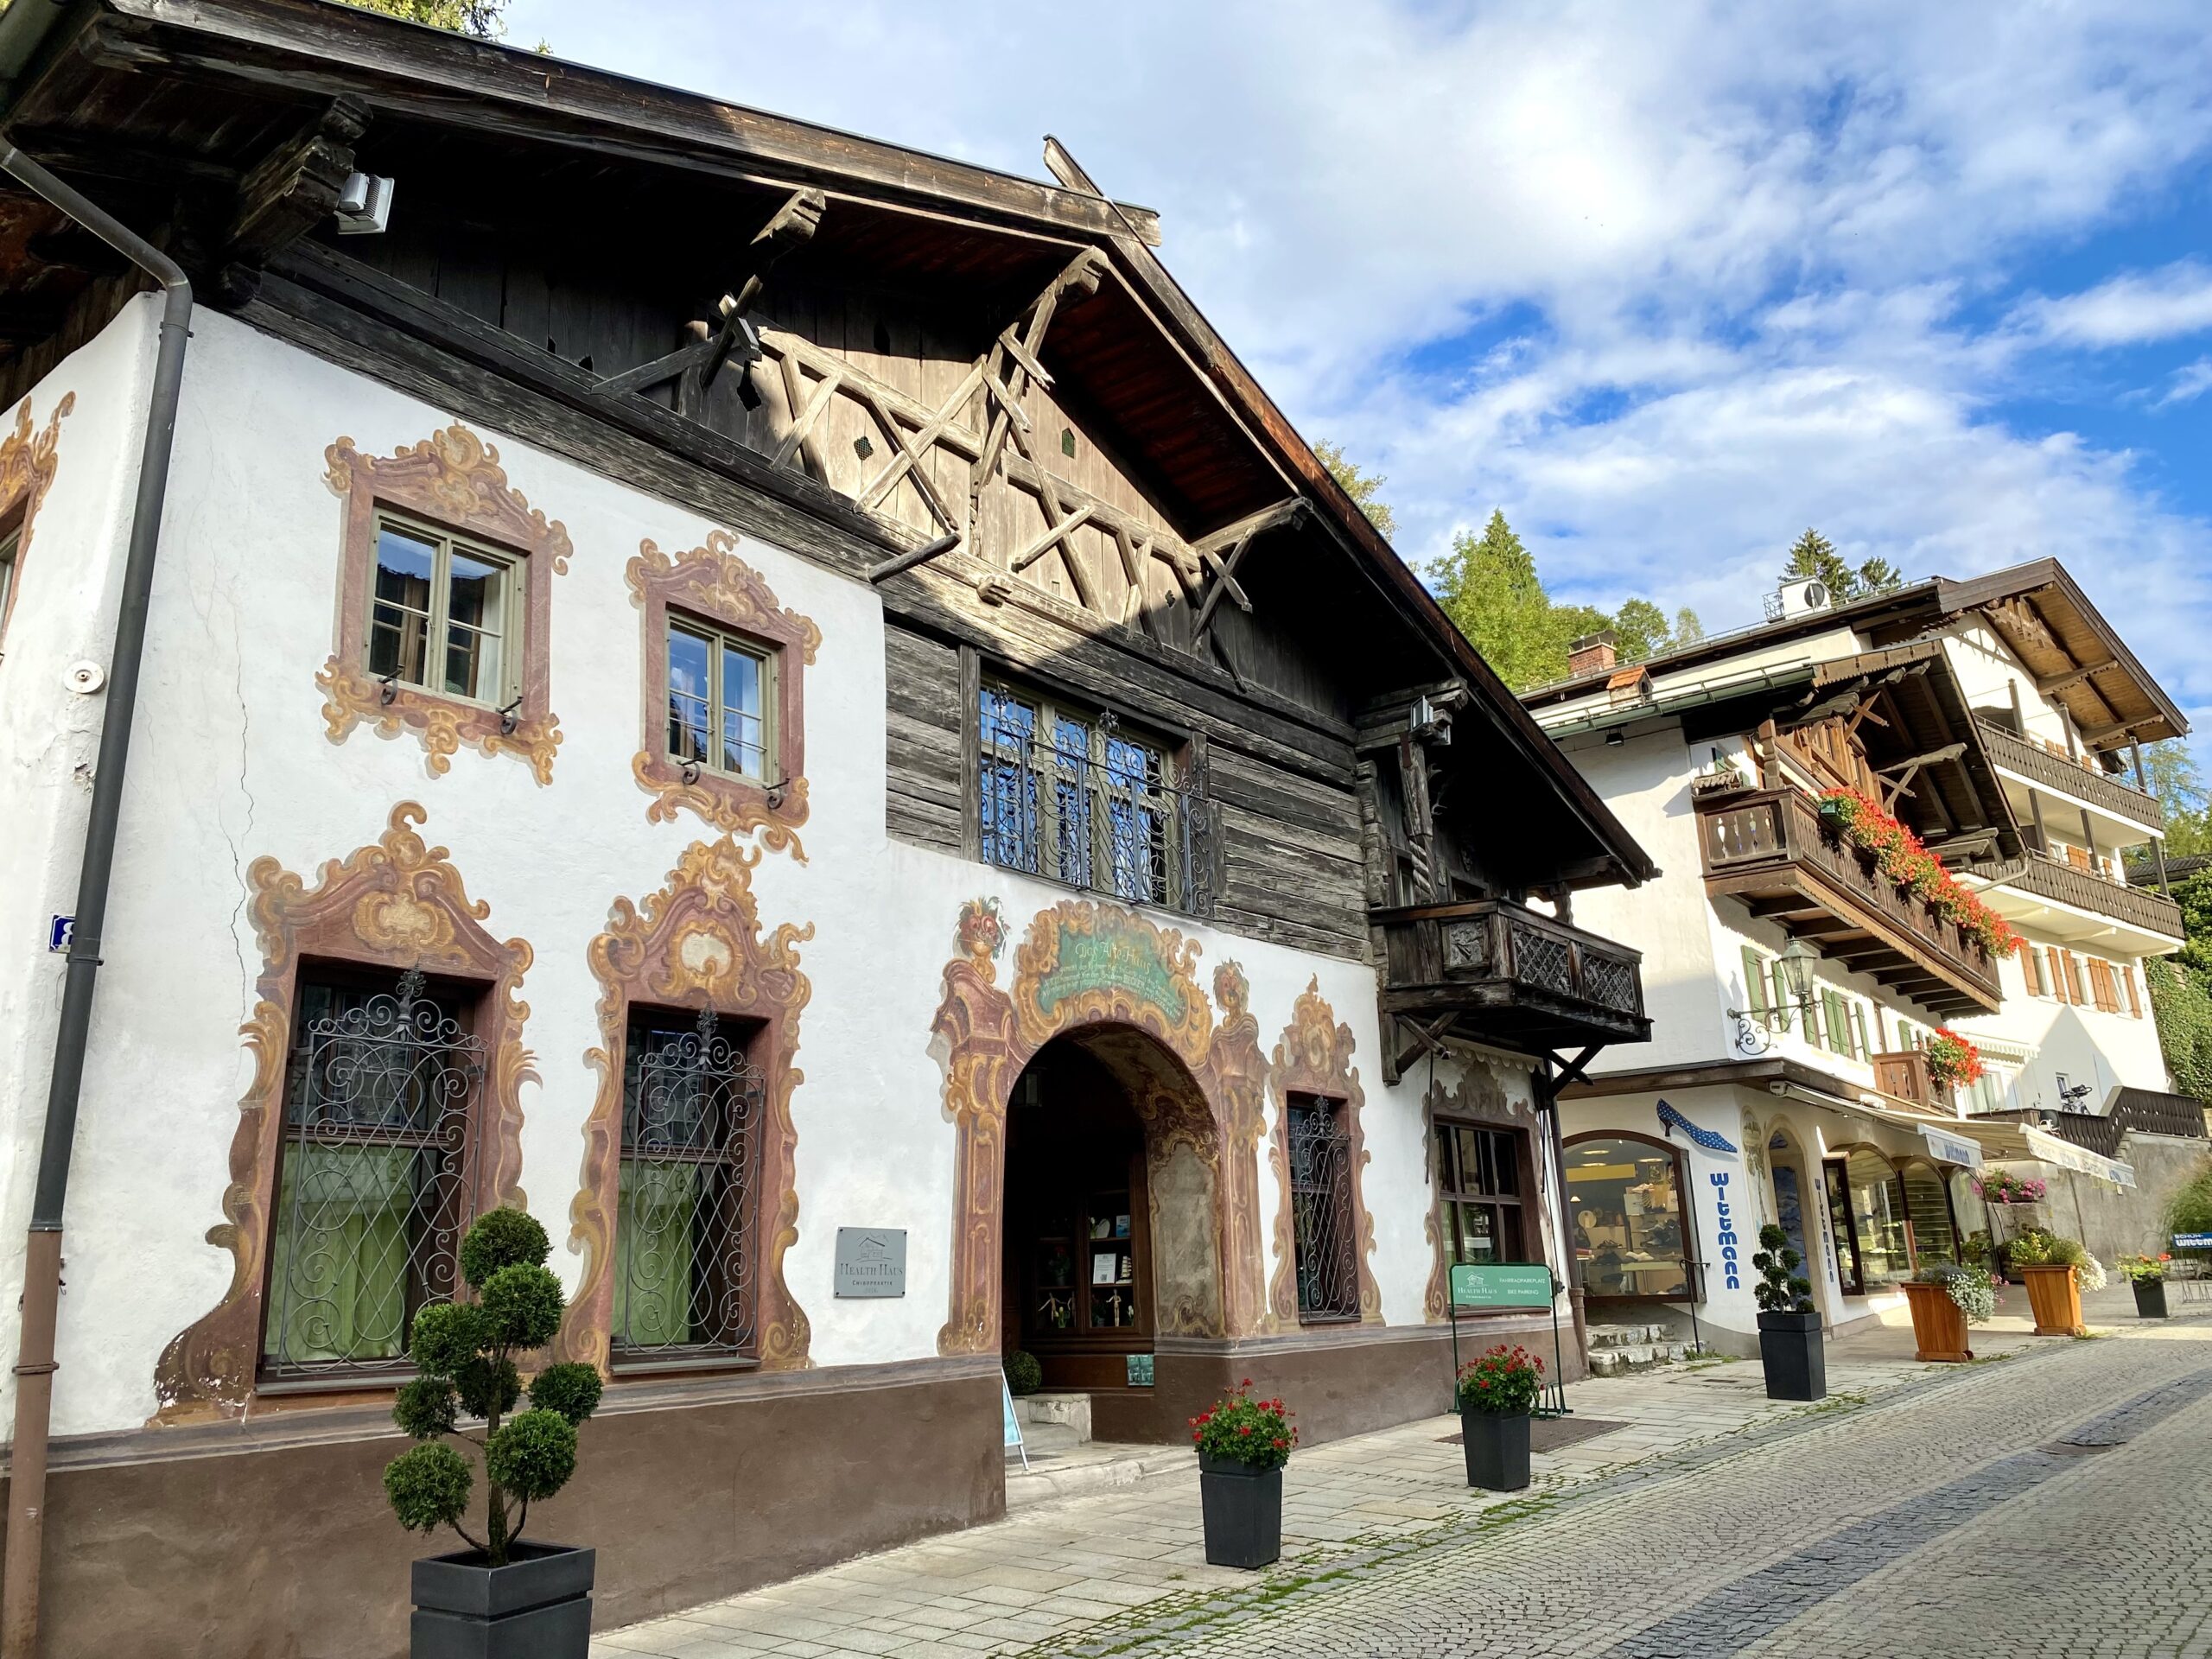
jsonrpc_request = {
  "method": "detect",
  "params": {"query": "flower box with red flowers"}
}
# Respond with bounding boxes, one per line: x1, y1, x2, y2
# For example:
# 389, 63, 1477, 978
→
1454, 1344, 1543, 1492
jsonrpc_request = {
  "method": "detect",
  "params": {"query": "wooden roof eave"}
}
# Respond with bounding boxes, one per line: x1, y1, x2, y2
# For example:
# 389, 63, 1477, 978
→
1935, 560, 2187, 748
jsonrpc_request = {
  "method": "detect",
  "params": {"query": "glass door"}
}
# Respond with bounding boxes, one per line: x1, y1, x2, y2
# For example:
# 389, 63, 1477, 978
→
1821, 1158, 1864, 1296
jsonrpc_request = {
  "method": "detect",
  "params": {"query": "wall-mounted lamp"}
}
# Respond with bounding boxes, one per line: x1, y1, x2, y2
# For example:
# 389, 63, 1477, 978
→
1727, 935, 1820, 1055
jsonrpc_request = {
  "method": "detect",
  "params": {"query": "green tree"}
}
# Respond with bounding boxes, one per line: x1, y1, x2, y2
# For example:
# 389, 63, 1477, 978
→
1431, 511, 1560, 690
2147, 959, 2212, 1104
1428, 510, 1697, 687
2145, 741, 2212, 859
1781, 528, 1906, 602
1313, 441, 1395, 540
348, 0, 508, 35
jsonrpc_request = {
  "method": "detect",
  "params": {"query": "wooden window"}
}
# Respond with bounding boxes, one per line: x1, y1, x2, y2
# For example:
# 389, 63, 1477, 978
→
2063, 950, 2088, 1005
976, 680, 1206, 914
2022, 947, 2047, 998
2088, 958, 2120, 1014
366, 512, 522, 709
1820, 989, 1857, 1058
2048, 948, 2070, 1004
1287, 1093, 1359, 1322
0, 525, 17, 647
261, 968, 486, 1379
611, 1007, 764, 1364
2124, 965, 2144, 1018
2065, 843, 2092, 873
666, 614, 775, 782
1433, 1120, 1529, 1271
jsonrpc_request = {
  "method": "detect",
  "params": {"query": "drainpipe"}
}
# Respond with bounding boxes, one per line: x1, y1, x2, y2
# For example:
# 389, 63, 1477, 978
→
0, 147, 191, 1659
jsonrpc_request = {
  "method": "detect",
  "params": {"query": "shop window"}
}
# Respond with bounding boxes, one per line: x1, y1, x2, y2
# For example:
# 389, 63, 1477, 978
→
1287, 1093, 1359, 1322
1828, 1148, 1910, 1294
1897, 1160, 1958, 1266
976, 680, 1208, 916
1563, 1135, 1689, 1300
367, 512, 522, 709
612, 1008, 764, 1363
261, 969, 485, 1377
1433, 1120, 1528, 1268
666, 615, 774, 782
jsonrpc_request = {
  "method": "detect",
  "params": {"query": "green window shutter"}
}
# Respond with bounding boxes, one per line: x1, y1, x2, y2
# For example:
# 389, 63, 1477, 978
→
1741, 947, 1770, 1024
1850, 1003, 1871, 1062
1823, 992, 1847, 1054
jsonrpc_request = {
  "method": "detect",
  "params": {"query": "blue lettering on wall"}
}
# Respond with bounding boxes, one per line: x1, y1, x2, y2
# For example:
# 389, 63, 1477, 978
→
1711, 1171, 1740, 1289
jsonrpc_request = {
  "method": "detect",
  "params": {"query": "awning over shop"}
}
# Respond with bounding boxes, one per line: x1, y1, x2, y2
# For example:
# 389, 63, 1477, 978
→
1920, 1123, 1985, 1172
1766, 1081, 1987, 1169
1948, 1117, 2137, 1189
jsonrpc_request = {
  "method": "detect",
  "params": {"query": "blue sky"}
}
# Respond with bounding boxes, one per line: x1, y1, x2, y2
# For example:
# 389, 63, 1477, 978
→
505, 0, 2212, 759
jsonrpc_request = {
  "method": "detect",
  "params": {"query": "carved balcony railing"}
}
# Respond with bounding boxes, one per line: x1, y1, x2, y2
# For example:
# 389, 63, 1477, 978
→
1697, 786, 2004, 1019
1976, 716, 2164, 830
1971, 850, 2183, 943
1372, 898, 1649, 1052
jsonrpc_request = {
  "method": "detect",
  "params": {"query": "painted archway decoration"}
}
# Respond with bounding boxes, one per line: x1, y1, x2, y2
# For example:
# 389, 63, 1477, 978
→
931, 898, 1272, 1356
154, 804, 535, 1421
1263, 979, 1383, 1330
0, 391, 77, 648
551, 834, 814, 1373
1419, 1063, 1541, 1323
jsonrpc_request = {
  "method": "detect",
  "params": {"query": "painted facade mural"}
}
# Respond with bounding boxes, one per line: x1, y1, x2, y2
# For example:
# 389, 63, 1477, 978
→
1263, 979, 1383, 1330
0, 391, 75, 647
931, 899, 1280, 1356
553, 835, 815, 1373
319, 424, 573, 782
153, 804, 536, 1420
626, 531, 817, 858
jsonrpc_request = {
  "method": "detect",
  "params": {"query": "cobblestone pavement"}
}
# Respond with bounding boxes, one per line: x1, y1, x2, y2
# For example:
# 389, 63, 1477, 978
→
594, 1298, 2212, 1659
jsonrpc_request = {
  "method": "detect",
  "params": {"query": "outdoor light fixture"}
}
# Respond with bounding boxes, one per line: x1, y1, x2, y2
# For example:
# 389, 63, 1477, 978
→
1727, 934, 1821, 1055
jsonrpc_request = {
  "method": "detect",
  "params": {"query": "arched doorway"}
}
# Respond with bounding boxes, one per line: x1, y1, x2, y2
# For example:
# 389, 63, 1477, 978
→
1000, 1027, 1224, 1428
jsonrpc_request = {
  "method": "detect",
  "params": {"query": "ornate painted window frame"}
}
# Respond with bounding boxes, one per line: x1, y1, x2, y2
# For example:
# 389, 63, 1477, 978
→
1421, 1066, 1544, 1323
1264, 979, 1382, 1329
320, 425, 571, 782
629, 532, 816, 859
0, 392, 76, 658
154, 804, 535, 1421
550, 835, 815, 1376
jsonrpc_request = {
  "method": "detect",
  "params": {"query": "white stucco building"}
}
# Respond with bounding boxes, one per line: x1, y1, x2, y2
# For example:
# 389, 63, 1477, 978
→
1521, 566, 2208, 1351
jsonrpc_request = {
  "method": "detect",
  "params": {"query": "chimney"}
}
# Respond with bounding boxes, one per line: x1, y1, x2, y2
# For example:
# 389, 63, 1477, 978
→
1568, 630, 1618, 676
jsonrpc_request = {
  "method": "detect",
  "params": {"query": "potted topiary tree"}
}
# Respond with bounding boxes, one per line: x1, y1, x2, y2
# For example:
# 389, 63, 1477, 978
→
383, 1208, 604, 1658
1454, 1343, 1544, 1491
1188, 1381, 1295, 1569
1003, 1350, 1044, 1397
2006, 1227, 2103, 1336
1751, 1224, 1823, 1401
2119, 1254, 2172, 1319
1904, 1262, 1997, 1360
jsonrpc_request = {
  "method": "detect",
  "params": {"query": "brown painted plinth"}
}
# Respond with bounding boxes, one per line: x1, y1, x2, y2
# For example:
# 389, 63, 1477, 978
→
1094, 1317, 1579, 1446
1900, 1281, 1972, 1362
2020, 1264, 2086, 1336
0, 1361, 999, 1659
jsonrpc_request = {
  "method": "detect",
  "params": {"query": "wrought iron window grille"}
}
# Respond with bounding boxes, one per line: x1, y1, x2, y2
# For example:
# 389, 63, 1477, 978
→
262, 968, 487, 1380
611, 1006, 766, 1363
976, 690, 1214, 918
1287, 1096, 1360, 1323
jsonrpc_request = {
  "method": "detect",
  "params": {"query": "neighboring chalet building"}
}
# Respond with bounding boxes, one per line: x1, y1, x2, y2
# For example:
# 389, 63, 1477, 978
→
1522, 563, 2208, 1354
0, 3, 1656, 1651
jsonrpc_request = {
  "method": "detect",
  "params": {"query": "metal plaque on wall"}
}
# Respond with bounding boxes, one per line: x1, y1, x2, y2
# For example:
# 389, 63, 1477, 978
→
834, 1228, 907, 1298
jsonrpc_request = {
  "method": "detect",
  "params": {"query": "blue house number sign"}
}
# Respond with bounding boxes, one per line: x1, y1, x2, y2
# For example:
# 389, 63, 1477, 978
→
48, 915, 74, 954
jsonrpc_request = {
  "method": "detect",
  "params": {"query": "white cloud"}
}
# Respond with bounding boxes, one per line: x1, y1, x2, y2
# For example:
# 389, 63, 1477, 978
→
2155, 358, 2212, 409
505, 0, 2212, 739
2015, 261, 2212, 347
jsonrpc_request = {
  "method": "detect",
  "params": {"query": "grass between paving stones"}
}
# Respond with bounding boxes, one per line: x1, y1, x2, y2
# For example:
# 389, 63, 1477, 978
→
1009, 1350, 2084, 1659
1020, 1497, 1562, 1657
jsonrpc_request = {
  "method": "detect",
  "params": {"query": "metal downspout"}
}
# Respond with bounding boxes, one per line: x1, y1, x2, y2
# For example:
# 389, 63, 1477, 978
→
0, 146, 191, 1659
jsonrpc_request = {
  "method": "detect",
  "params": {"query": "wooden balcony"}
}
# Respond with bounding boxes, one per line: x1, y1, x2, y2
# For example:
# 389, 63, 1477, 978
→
1977, 715, 2164, 830
1697, 787, 2004, 1019
1971, 849, 2184, 945
1374, 899, 1650, 1053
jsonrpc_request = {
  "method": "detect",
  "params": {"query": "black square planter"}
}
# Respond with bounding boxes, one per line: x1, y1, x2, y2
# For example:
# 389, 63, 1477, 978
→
1757, 1309, 1826, 1402
1198, 1453, 1282, 1569
1459, 1408, 1530, 1491
410, 1543, 594, 1659
2133, 1279, 2170, 1319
